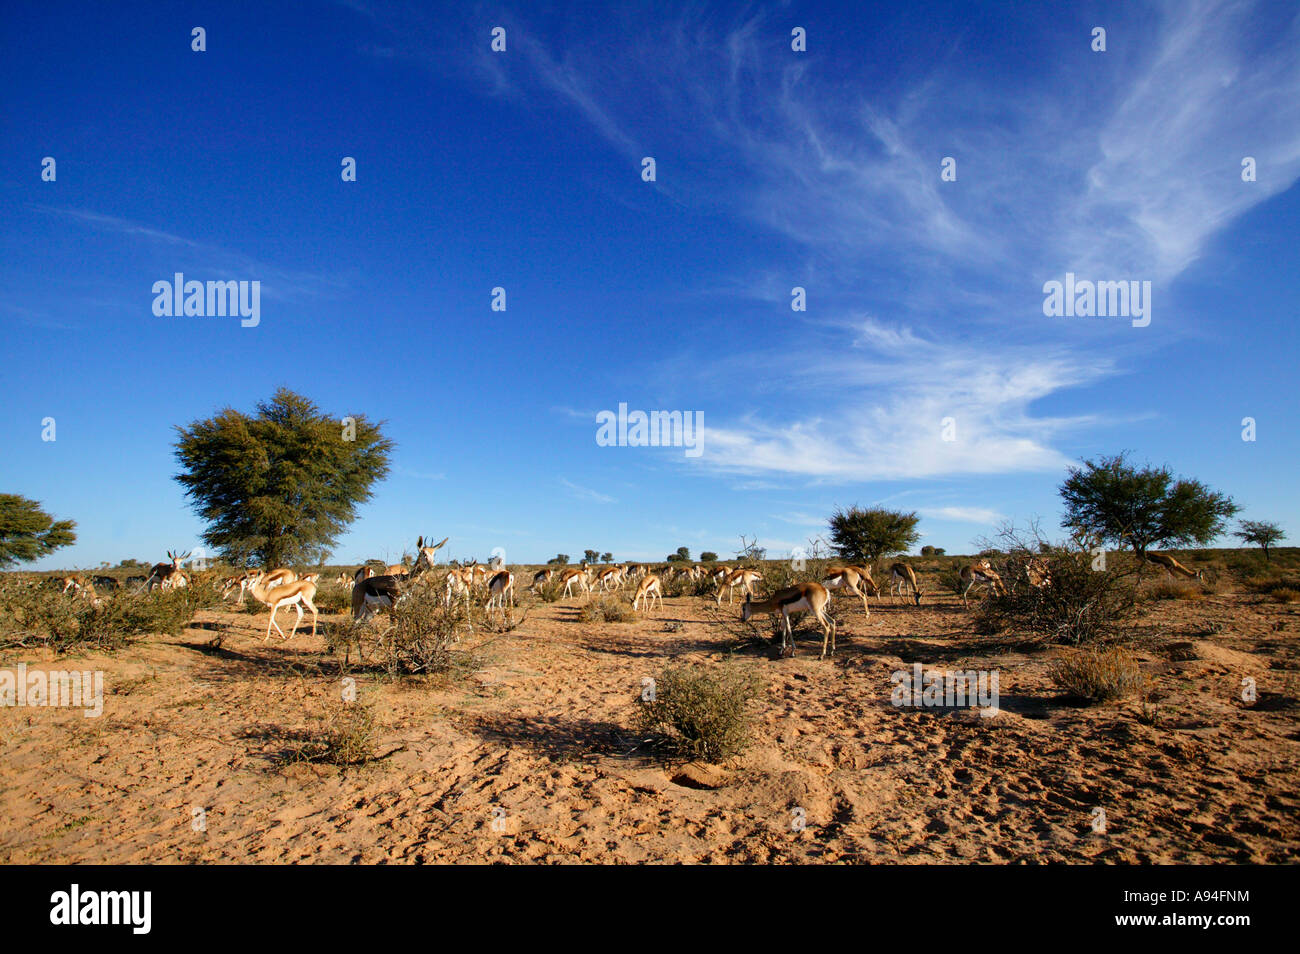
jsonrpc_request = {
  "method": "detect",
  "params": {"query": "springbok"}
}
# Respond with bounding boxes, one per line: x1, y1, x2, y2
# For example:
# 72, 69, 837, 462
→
352, 568, 404, 621
742, 583, 837, 658
146, 550, 190, 591
410, 536, 450, 578
248, 574, 319, 642
715, 568, 763, 605
632, 573, 663, 613
559, 567, 590, 599
1145, 552, 1202, 580
888, 563, 921, 606
960, 561, 1006, 607
486, 570, 515, 612
530, 568, 553, 595
821, 566, 871, 616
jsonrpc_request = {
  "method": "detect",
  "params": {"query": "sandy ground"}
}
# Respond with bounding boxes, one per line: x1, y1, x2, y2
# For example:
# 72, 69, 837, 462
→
2, 583, 1298, 864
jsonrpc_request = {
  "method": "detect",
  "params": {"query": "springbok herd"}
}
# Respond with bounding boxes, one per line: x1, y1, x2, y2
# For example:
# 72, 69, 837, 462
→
47, 537, 1205, 658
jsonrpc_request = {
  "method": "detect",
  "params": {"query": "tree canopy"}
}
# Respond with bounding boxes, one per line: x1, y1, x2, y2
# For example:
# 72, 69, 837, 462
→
0, 494, 77, 568
173, 388, 393, 568
828, 506, 921, 564
1234, 519, 1286, 561
1059, 453, 1238, 559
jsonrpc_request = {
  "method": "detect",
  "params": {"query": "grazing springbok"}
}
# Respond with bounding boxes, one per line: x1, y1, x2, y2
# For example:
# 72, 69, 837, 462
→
821, 566, 872, 616
595, 565, 623, 592
742, 583, 837, 659
530, 568, 553, 595
716, 568, 763, 605
443, 566, 473, 606
559, 567, 590, 599
352, 569, 404, 622
960, 561, 1006, 607
486, 570, 515, 612
632, 573, 663, 613
248, 574, 319, 642
1145, 552, 1202, 581
146, 550, 190, 591
888, 562, 921, 605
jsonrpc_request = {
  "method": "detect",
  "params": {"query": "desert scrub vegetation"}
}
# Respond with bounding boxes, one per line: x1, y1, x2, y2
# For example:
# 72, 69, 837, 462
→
1048, 647, 1148, 703
285, 701, 377, 766
635, 664, 763, 763
974, 549, 1139, 646
0, 581, 218, 652
581, 595, 635, 623
1143, 578, 1207, 601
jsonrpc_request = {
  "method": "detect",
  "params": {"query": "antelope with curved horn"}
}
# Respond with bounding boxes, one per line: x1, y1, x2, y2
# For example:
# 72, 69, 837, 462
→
741, 583, 836, 658
410, 536, 450, 578
888, 562, 921, 606
146, 550, 191, 592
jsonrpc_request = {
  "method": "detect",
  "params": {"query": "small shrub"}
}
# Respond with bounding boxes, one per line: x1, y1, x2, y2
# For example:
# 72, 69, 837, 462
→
581, 595, 635, 624
291, 702, 376, 766
1049, 648, 1147, 703
636, 665, 762, 762
1270, 588, 1300, 604
368, 596, 465, 677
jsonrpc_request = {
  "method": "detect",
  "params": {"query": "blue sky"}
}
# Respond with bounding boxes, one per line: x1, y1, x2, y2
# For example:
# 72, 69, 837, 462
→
3, 0, 1298, 570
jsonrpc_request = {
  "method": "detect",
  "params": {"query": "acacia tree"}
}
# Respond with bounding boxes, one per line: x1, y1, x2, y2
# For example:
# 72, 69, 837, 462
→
1059, 453, 1238, 561
0, 495, 76, 568
828, 506, 921, 565
173, 388, 393, 568
1234, 520, 1286, 562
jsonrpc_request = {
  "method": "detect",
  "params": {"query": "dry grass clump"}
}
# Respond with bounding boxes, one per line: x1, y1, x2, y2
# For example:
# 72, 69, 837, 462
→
1145, 578, 1207, 601
636, 665, 763, 763
1048, 647, 1148, 703
581, 595, 635, 623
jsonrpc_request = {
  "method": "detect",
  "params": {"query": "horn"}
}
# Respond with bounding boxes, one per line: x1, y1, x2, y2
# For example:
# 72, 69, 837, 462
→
417, 536, 423, 549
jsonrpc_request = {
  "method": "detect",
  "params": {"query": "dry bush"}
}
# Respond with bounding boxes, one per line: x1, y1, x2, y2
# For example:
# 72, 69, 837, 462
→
636, 665, 762, 763
290, 702, 376, 766
1244, 575, 1300, 603
365, 596, 464, 677
1048, 647, 1148, 703
0, 581, 215, 653
974, 548, 1138, 646
581, 595, 635, 623
1269, 588, 1300, 604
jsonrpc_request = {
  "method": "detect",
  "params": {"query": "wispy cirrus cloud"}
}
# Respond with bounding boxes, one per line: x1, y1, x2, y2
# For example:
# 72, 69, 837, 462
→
35, 206, 347, 303
560, 477, 616, 504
